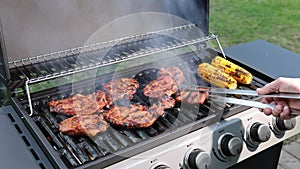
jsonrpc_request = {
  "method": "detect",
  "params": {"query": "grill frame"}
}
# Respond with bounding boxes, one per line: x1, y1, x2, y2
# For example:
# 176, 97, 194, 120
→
2, 37, 292, 168
14, 49, 226, 168
9, 45, 268, 169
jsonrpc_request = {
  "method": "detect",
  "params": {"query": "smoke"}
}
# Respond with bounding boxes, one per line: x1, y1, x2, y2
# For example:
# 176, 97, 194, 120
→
80, 2, 212, 159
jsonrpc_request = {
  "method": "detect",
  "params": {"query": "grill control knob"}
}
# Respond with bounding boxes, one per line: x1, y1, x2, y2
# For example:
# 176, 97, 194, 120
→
152, 164, 171, 169
273, 117, 296, 134
218, 134, 243, 157
184, 148, 211, 169
247, 122, 271, 144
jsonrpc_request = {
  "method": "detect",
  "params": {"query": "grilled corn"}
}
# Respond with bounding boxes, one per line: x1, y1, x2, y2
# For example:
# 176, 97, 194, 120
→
211, 56, 253, 84
197, 63, 238, 89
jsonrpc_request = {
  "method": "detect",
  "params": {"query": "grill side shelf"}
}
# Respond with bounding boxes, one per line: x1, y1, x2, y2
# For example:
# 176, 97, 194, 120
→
0, 105, 59, 169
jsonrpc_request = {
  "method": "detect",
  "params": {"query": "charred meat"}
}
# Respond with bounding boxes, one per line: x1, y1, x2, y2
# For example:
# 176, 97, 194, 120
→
103, 104, 163, 128
164, 66, 185, 85
144, 69, 178, 98
48, 90, 108, 115
148, 104, 165, 117
156, 95, 176, 109
103, 78, 139, 101
176, 89, 209, 105
59, 114, 109, 137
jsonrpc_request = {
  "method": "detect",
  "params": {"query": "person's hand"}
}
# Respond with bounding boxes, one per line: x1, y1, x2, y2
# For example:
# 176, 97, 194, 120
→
256, 77, 300, 119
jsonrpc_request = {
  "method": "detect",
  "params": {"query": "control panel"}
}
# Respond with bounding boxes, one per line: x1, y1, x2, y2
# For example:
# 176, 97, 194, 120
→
106, 108, 300, 169
227, 108, 299, 164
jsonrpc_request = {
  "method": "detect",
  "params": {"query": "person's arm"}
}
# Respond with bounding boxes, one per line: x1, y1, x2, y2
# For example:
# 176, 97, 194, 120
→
256, 77, 300, 119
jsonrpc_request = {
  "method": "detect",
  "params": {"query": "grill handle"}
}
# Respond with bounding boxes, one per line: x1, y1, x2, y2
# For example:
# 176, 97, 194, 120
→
0, 19, 10, 83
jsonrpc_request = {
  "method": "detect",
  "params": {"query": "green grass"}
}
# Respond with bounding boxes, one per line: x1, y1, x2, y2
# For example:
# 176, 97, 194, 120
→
210, 0, 300, 145
210, 0, 300, 54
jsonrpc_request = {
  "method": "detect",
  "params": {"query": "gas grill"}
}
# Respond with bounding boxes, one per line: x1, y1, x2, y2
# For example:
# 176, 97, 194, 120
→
1, 0, 300, 169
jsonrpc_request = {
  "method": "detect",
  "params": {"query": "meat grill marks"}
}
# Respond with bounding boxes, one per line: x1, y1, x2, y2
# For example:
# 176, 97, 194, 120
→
48, 66, 207, 136
165, 66, 186, 85
102, 104, 164, 129
143, 68, 179, 98
103, 78, 139, 101
48, 90, 108, 115
33, 61, 229, 168
59, 114, 109, 137
157, 95, 176, 109
176, 89, 209, 105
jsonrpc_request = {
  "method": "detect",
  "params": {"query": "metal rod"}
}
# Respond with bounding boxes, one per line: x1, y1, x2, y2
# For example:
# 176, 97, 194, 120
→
214, 34, 226, 58
25, 78, 34, 116
26, 34, 216, 84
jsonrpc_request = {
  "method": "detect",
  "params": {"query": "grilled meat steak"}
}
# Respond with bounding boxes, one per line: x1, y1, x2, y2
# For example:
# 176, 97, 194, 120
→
103, 104, 164, 128
176, 89, 209, 105
48, 90, 108, 115
148, 104, 165, 117
59, 114, 109, 137
157, 95, 176, 109
165, 66, 185, 85
103, 78, 139, 101
144, 69, 178, 98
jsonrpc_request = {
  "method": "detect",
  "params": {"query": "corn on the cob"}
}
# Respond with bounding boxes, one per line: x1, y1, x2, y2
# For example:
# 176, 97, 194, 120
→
197, 63, 237, 89
211, 56, 253, 84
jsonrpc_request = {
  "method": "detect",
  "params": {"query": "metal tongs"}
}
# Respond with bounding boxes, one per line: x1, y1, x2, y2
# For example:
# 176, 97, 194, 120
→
186, 87, 300, 116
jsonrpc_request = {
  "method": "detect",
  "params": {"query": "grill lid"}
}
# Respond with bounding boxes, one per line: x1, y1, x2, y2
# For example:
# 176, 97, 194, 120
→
0, 0, 209, 82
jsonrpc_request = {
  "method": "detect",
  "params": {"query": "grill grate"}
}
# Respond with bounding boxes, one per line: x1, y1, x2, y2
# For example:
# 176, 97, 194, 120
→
8, 24, 218, 85
16, 53, 267, 168
16, 53, 220, 168
32, 105, 210, 165
33, 105, 214, 168
8, 22, 268, 168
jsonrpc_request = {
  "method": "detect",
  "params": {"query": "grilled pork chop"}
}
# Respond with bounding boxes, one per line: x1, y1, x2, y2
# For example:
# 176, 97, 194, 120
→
103, 78, 139, 101
176, 89, 209, 105
157, 95, 176, 109
48, 90, 108, 115
59, 114, 109, 137
143, 69, 178, 98
165, 66, 185, 85
103, 104, 164, 128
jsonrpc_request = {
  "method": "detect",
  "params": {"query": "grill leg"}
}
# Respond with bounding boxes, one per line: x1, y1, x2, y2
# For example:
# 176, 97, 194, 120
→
228, 142, 283, 169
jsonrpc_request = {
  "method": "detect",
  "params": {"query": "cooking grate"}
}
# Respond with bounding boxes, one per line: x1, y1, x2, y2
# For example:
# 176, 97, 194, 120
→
14, 52, 267, 168
7, 22, 268, 168
15, 53, 216, 168
8, 24, 221, 85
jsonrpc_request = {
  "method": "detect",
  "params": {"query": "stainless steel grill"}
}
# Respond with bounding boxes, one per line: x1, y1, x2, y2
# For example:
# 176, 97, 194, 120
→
10, 23, 268, 167
1, 1, 299, 169
13, 24, 226, 167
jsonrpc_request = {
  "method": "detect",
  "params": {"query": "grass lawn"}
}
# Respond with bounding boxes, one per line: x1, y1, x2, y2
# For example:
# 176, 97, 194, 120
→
209, 0, 300, 54
210, 0, 300, 144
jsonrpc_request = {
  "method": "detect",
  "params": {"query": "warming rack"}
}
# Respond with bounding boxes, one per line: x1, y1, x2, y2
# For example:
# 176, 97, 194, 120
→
7, 24, 225, 116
